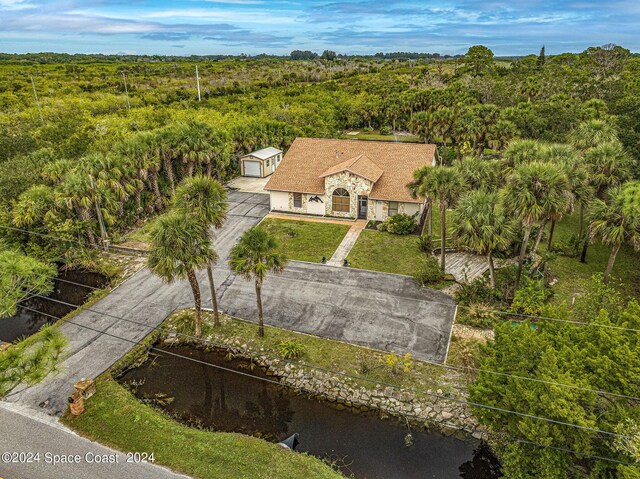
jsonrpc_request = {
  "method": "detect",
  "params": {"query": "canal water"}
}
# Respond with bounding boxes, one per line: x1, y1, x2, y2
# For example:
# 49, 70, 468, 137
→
120, 346, 502, 479
0, 268, 108, 343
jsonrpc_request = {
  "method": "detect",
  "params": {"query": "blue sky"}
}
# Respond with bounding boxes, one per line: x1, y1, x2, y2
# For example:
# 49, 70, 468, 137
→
1, 0, 638, 56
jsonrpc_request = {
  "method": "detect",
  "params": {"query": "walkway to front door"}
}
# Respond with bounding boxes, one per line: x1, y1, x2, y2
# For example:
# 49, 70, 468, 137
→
327, 219, 367, 266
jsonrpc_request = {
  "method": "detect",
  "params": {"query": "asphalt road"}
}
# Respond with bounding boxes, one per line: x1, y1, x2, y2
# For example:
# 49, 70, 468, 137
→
0, 405, 187, 479
3, 191, 456, 417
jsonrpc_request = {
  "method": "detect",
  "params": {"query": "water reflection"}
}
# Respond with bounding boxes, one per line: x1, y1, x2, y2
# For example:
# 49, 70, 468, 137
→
0, 268, 108, 343
122, 346, 502, 479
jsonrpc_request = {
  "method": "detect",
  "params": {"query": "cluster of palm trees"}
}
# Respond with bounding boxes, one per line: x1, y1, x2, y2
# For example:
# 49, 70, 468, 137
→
410, 119, 638, 290
409, 103, 517, 162
147, 175, 286, 338
10, 122, 232, 248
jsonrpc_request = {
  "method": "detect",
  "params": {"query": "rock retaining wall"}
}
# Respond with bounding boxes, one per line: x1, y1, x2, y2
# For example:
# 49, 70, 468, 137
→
164, 337, 488, 441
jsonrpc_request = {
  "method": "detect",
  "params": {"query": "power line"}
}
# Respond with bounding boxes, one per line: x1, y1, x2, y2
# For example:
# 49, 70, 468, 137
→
15, 304, 637, 467
4, 222, 637, 334
22, 296, 633, 439
29, 292, 640, 402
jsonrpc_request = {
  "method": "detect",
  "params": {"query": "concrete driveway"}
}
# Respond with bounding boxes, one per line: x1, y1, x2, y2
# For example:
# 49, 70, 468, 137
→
5, 192, 455, 416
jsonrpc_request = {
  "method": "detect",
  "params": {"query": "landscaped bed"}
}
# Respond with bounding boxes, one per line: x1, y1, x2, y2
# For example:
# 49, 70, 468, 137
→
259, 218, 351, 263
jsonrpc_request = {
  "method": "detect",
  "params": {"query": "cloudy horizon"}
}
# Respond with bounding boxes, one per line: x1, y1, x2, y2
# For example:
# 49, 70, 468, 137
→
1, 0, 638, 57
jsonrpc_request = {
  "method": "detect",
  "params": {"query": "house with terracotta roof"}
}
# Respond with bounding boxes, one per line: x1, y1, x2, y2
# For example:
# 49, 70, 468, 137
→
264, 138, 436, 221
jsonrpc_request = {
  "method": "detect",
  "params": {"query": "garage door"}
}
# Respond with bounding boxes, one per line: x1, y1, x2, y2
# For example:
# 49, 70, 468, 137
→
243, 160, 261, 177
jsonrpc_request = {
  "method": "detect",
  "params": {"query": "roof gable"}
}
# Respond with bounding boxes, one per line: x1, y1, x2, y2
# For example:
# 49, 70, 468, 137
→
319, 154, 383, 183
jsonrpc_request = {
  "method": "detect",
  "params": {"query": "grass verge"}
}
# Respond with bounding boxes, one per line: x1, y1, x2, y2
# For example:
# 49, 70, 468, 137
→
260, 218, 350, 263
62, 377, 343, 479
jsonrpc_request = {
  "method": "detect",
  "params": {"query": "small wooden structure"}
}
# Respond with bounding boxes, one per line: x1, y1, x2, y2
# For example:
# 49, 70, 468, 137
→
239, 147, 283, 178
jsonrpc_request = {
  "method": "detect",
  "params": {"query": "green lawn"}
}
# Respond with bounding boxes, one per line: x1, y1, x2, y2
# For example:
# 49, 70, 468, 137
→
546, 212, 640, 305
347, 229, 430, 277
62, 378, 342, 479
339, 130, 421, 143
260, 218, 350, 263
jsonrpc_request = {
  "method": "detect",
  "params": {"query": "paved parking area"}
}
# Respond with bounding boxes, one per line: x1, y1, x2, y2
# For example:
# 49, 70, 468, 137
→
227, 190, 270, 218
216, 261, 456, 363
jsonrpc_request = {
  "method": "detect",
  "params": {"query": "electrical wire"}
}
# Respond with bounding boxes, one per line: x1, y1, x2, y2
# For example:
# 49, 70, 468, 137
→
19, 300, 633, 440
4, 222, 638, 334
30, 292, 640, 403
15, 304, 638, 467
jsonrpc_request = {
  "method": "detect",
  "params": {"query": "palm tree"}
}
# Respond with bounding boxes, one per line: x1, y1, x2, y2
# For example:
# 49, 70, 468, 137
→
173, 175, 228, 327
584, 141, 632, 197
409, 111, 436, 144
570, 119, 618, 151
54, 172, 99, 247
453, 156, 501, 192
502, 139, 543, 169
173, 123, 215, 178
588, 184, 640, 284
452, 191, 514, 287
148, 211, 215, 338
412, 166, 465, 271
432, 107, 455, 164
488, 119, 518, 152
228, 227, 287, 338
504, 162, 570, 290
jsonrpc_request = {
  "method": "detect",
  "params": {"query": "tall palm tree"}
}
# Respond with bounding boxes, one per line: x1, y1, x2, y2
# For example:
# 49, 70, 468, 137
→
148, 212, 215, 338
541, 143, 592, 246
588, 184, 640, 284
452, 191, 514, 287
488, 119, 518, 152
432, 107, 455, 164
172, 175, 228, 327
570, 120, 624, 263
504, 162, 571, 290
412, 166, 465, 271
228, 227, 287, 338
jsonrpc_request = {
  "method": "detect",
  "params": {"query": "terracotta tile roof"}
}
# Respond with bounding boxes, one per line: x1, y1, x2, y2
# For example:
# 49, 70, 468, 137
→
319, 154, 383, 183
265, 138, 435, 203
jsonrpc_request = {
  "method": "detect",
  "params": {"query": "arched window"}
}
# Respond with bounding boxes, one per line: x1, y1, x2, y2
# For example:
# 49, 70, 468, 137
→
332, 188, 350, 213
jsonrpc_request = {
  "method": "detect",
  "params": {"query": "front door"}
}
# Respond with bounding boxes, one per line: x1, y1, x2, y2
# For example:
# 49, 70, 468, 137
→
358, 196, 368, 219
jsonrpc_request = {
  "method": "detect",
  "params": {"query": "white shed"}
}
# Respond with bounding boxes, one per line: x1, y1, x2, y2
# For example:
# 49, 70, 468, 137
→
239, 147, 283, 178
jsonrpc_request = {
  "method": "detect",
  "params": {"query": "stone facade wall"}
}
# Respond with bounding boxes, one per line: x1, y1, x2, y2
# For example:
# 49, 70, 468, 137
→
324, 171, 373, 219
287, 192, 308, 214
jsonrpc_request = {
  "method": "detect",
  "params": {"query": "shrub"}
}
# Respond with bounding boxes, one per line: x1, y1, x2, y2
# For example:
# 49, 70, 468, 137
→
278, 339, 305, 359
382, 352, 414, 375
509, 277, 551, 316
379, 126, 392, 135
416, 235, 432, 253
380, 213, 416, 235
413, 256, 444, 286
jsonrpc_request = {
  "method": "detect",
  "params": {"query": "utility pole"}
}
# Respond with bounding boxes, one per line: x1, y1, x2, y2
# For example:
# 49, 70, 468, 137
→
30, 76, 44, 124
195, 65, 201, 101
122, 72, 131, 109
